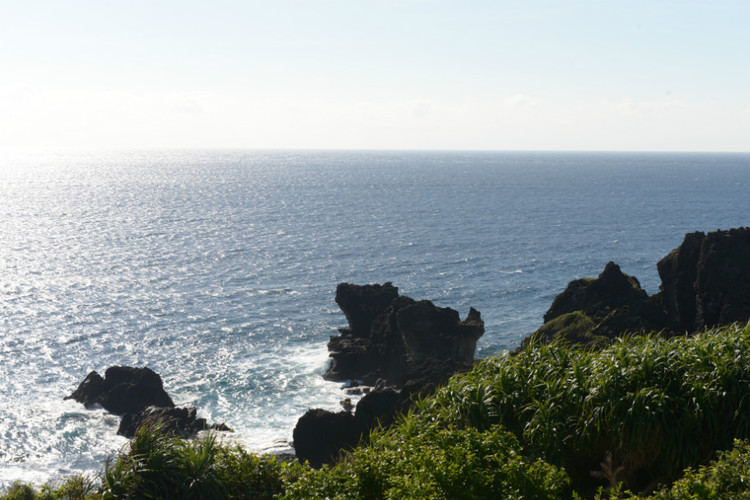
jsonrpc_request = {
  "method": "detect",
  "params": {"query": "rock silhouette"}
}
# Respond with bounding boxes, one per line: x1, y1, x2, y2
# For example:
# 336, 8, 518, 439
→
326, 282, 484, 387
295, 283, 484, 467
528, 227, 750, 346
65, 366, 174, 414
66, 366, 230, 438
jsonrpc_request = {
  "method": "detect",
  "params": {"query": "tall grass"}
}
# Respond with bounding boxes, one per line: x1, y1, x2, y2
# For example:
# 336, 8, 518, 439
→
408, 322, 750, 492
101, 426, 286, 499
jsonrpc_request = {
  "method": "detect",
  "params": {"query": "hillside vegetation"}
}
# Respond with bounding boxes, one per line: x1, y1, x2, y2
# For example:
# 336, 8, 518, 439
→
5, 322, 750, 499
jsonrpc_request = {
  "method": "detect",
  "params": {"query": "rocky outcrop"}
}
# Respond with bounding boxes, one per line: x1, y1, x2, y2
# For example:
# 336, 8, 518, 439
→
66, 366, 230, 439
296, 283, 484, 467
657, 231, 704, 331
528, 228, 750, 347
326, 283, 484, 387
118, 405, 232, 438
293, 409, 360, 469
65, 366, 175, 414
335, 282, 399, 337
293, 388, 401, 468
658, 228, 750, 331
528, 262, 668, 347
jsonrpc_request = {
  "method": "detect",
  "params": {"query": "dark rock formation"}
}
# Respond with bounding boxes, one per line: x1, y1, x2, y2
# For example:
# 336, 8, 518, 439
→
118, 405, 232, 438
65, 366, 174, 415
544, 262, 650, 324
352, 388, 400, 431
326, 283, 484, 387
297, 283, 484, 467
293, 388, 401, 468
658, 227, 750, 331
528, 228, 750, 347
66, 366, 230, 439
528, 262, 668, 346
293, 408, 360, 469
335, 282, 399, 337
657, 231, 704, 331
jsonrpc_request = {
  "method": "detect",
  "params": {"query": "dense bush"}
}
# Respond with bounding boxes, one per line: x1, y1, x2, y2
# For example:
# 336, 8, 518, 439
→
0, 427, 288, 500
409, 322, 750, 493
0, 474, 98, 500
102, 426, 286, 499
643, 438, 750, 499
591, 439, 750, 499
283, 425, 568, 499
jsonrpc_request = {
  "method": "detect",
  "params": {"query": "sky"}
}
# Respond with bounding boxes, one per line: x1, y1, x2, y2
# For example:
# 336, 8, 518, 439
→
1, 1, 749, 151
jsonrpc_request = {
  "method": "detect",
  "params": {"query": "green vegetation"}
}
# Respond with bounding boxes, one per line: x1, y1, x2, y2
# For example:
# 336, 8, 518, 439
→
284, 426, 568, 499
643, 439, 750, 499
527, 310, 603, 346
4, 322, 750, 499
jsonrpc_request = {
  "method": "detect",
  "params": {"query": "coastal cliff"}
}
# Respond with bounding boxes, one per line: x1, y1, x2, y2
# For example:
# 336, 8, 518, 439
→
526, 227, 750, 347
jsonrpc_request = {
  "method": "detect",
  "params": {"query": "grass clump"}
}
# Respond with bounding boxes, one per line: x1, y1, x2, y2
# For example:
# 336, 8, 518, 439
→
0, 475, 98, 500
101, 425, 286, 499
2, 427, 288, 500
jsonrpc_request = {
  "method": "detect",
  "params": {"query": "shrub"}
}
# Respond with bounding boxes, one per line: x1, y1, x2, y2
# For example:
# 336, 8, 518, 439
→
0, 475, 98, 500
101, 426, 286, 499
405, 323, 750, 493
282, 424, 569, 499
643, 438, 750, 499
1, 483, 37, 500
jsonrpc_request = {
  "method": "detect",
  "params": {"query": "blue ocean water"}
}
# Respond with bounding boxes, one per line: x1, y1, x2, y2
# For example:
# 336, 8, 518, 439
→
1, 150, 748, 486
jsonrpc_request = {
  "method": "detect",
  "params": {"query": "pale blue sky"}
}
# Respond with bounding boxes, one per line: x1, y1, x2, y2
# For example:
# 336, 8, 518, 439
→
1, 1, 748, 151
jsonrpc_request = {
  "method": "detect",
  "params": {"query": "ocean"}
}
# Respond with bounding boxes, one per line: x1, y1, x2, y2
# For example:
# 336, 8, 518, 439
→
1, 150, 748, 487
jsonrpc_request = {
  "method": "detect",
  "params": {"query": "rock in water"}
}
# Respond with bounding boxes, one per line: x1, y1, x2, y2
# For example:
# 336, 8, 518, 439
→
118, 406, 232, 438
66, 366, 231, 439
325, 283, 484, 387
299, 283, 484, 467
335, 282, 399, 337
65, 366, 174, 415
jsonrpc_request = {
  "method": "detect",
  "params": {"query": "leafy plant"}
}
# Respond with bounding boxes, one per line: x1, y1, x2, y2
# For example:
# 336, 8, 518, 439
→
282, 425, 569, 499
101, 425, 286, 499
400, 322, 750, 493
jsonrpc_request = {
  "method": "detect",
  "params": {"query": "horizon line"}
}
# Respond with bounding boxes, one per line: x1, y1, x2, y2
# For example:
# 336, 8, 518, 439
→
1, 146, 749, 155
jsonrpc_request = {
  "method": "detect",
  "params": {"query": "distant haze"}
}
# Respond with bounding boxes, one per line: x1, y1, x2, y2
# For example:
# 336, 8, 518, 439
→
1, 1, 748, 152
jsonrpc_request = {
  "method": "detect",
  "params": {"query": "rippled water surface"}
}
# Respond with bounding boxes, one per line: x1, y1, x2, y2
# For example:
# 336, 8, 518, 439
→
1, 150, 748, 486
